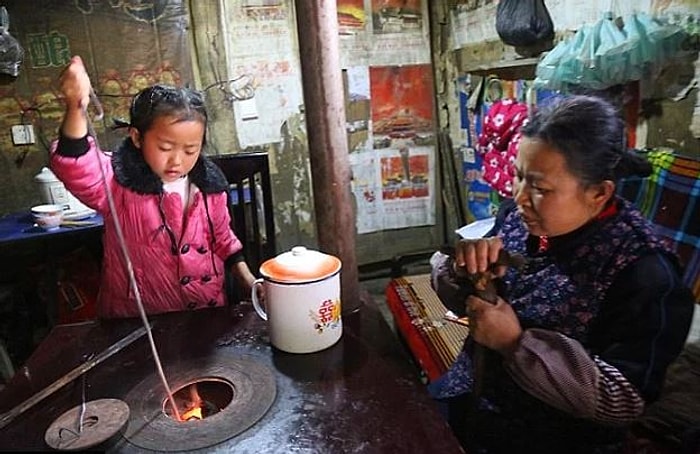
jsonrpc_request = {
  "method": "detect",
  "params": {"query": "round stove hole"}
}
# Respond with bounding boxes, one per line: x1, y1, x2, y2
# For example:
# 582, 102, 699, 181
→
162, 377, 234, 422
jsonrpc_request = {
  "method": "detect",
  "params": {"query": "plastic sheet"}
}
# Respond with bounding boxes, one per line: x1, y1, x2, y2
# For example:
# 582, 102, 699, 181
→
535, 12, 687, 91
0, 7, 24, 77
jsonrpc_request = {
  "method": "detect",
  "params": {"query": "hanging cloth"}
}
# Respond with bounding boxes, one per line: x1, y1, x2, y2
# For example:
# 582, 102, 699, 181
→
477, 99, 529, 198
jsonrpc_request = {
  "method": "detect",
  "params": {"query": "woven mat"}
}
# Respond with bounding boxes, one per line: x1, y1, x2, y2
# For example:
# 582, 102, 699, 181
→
385, 274, 469, 381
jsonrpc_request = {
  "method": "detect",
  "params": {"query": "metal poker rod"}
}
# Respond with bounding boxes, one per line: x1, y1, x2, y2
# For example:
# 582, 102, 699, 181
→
0, 324, 149, 430
85, 87, 181, 421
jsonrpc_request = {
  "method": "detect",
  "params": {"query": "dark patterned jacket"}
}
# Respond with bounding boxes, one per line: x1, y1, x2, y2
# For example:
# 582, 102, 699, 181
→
431, 198, 694, 453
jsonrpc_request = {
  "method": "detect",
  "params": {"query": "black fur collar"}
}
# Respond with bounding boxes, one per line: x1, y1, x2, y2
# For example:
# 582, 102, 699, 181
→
111, 139, 229, 195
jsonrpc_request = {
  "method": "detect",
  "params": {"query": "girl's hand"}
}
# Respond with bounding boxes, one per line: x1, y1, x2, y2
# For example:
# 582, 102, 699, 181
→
466, 295, 522, 355
58, 56, 92, 139
454, 237, 507, 278
59, 56, 92, 113
232, 261, 257, 301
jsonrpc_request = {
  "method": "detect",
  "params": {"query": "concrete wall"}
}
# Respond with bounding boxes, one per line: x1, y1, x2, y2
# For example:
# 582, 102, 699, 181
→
1, 1, 696, 271
0, 1, 195, 216
0, 1, 445, 269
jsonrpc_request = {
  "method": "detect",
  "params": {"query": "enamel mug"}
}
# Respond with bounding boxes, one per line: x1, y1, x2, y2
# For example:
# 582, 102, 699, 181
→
252, 246, 342, 354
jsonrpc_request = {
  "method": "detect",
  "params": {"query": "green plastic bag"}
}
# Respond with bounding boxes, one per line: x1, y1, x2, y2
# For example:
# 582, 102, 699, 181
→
535, 11, 687, 91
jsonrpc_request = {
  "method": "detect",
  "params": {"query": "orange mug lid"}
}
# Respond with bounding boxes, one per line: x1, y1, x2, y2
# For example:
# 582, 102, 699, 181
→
259, 246, 341, 283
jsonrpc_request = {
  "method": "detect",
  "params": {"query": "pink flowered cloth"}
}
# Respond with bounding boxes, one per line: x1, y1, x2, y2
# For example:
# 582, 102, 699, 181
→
478, 99, 528, 197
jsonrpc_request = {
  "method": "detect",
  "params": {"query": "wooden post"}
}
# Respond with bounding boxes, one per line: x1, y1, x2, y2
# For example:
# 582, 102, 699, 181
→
293, 0, 360, 313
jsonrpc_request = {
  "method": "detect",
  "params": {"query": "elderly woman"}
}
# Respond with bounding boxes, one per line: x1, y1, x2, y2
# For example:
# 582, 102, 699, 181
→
430, 95, 694, 453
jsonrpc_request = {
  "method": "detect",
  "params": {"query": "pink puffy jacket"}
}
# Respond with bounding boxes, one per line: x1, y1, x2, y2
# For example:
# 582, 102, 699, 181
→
50, 136, 243, 318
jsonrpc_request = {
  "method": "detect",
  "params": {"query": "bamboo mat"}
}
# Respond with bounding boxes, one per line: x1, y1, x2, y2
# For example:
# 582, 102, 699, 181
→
385, 274, 469, 380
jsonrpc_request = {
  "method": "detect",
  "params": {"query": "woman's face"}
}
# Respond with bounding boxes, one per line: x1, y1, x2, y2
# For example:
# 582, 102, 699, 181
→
130, 115, 204, 183
513, 137, 612, 237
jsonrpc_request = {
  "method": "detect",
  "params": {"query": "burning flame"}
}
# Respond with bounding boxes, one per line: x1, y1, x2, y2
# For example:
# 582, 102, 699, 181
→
179, 384, 203, 422
181, 405, 203, 421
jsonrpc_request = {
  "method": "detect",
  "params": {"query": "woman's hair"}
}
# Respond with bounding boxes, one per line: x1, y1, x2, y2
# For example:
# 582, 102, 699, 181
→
520, 95, 651, 186
128, 84, 208, 139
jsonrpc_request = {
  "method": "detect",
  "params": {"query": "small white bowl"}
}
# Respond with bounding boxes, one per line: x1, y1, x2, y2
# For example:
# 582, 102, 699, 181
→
31, 204, 65, 231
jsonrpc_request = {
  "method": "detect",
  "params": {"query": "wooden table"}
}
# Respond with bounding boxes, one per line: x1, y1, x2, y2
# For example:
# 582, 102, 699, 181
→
0, 295, 465, 453
0, 211, 104, 370
0, 210, 103, 246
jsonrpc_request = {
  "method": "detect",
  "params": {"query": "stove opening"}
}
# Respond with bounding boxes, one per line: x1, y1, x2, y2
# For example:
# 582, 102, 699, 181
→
162, 378, 234, 422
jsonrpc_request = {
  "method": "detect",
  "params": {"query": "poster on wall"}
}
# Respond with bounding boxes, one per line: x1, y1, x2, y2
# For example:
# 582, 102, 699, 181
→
349, 150, 382, 233
337, 0, 430, 67
337, 0, 366, 35
378, 147, 434, 230
224, 2, 304, 148
370, 0, 423, 34
348, 64, 436, 234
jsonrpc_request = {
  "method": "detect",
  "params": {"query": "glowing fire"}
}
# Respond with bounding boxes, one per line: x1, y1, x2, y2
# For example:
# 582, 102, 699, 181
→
179, 384, 203, 422
181, 405, 203, 421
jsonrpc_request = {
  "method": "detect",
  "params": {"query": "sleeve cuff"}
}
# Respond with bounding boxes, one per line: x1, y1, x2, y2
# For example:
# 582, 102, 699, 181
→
225, 251, 246, 268
57, 133, 90, 157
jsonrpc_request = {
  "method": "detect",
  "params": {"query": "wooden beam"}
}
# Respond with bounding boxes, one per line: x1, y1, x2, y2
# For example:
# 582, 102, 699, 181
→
294, 0, 360, 313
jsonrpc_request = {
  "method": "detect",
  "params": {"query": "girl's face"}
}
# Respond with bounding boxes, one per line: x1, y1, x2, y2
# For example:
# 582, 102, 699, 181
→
130, 115, 205, 183
513, 137, 613, 238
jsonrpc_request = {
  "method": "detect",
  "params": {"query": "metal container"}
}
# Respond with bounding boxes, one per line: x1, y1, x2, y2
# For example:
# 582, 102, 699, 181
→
252, 246, 342, 354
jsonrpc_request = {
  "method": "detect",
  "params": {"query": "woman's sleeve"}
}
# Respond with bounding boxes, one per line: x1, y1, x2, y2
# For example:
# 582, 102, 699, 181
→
502, 253, 694, 425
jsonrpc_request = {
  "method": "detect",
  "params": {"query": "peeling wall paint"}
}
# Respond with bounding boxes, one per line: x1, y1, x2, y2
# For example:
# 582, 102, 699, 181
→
274, 108, 317, 252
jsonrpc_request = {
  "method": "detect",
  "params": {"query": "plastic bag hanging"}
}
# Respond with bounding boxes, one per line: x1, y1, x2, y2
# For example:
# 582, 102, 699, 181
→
623, 13, 655, 81
495, 0, 555, 56
633, 12, 686, 64
0, 6, 24, 77
535, 28, 582, 91
534, 11, 687, 92
576, 12, 631, 90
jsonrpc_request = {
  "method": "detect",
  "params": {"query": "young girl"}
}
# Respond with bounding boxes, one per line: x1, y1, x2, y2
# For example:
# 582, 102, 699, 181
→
50, 56, 257, 318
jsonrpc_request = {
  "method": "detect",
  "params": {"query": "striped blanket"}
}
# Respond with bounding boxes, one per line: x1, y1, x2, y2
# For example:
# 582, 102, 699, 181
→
617, 149, 700, 303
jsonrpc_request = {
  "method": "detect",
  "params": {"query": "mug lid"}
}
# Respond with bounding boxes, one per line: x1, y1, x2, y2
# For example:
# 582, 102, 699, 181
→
259, 246, 341, 283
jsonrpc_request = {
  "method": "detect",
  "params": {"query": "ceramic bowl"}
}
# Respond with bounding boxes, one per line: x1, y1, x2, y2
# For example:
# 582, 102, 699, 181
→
31, 204, 65, 231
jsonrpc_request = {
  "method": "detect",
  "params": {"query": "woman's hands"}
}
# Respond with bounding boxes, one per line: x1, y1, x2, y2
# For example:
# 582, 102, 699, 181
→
59, 55, 92, 139
455, 237, 523, 355
466, 295, 522, 355
454, 236, 508, 277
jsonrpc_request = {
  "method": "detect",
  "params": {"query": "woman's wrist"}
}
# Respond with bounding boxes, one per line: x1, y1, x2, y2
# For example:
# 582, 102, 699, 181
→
498, 329, 524, 358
